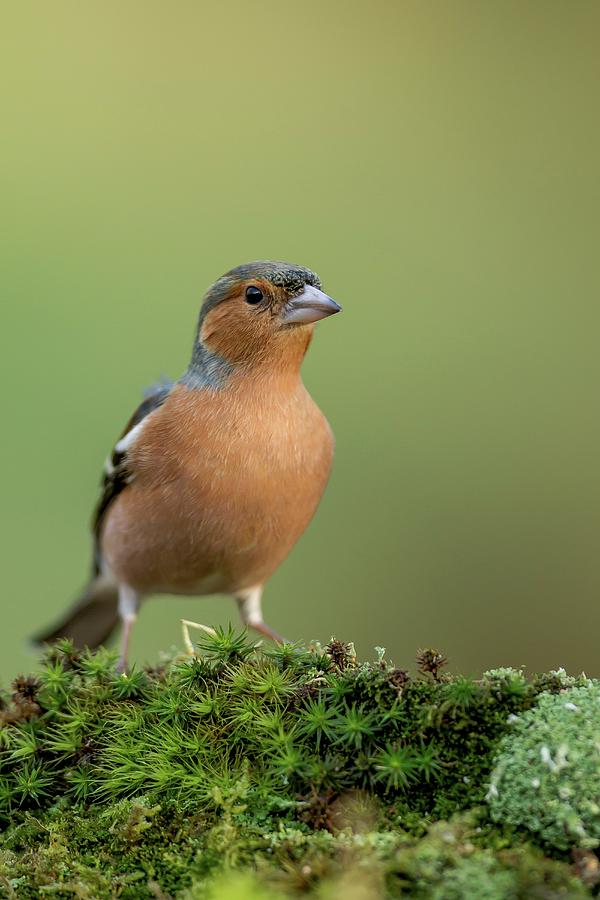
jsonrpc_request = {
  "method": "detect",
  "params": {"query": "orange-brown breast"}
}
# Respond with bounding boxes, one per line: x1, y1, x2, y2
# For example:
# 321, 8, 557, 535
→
100, 377, 334, 596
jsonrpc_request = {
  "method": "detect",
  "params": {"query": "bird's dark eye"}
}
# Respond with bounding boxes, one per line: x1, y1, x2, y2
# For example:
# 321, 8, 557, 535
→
245, 285, 263, 305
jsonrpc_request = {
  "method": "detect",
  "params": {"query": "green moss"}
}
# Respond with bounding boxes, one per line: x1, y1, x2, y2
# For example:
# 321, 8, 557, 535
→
488, 681, 600, 851
0, 805, 587, 898
0, 634, 596, 897
392, 815, 588, 898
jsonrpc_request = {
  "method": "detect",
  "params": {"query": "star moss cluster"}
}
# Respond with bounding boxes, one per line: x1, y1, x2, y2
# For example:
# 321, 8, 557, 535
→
0, 633, 596, 898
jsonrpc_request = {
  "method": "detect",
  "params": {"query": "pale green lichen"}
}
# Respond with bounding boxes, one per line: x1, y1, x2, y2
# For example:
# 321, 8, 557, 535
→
488, 682, 600, 850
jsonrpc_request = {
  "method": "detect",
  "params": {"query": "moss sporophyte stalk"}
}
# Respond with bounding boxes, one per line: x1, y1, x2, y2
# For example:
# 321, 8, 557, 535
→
0, 632, 597, 897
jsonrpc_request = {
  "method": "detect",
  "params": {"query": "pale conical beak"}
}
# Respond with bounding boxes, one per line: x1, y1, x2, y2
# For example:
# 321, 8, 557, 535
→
280, 285, 342, 325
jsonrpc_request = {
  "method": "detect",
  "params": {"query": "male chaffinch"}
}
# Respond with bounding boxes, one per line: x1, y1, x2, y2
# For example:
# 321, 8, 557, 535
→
34, 261, 341, 670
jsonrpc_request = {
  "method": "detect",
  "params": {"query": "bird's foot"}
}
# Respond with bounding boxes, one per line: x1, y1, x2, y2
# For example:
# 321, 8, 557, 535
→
249, 620, 287, 644
115, 657, 128, 675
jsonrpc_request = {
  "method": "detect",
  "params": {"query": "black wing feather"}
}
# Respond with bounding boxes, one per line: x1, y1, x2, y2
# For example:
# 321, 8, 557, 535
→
92, 381, 173, 574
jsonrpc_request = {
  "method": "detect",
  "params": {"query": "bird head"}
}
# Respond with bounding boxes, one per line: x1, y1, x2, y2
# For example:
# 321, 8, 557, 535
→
191, 261, 341, 376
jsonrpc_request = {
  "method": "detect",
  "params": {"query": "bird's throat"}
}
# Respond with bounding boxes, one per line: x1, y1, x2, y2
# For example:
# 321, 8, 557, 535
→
182, 341, 233, 390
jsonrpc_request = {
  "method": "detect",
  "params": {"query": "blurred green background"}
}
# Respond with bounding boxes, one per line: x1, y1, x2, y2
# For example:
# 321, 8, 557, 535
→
2, 1, 599, 682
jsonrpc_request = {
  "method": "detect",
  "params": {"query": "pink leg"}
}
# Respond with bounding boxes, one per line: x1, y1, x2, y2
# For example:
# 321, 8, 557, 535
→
236, 586, 286, 643
249, 619, 286, 644
116, 585, 140, 672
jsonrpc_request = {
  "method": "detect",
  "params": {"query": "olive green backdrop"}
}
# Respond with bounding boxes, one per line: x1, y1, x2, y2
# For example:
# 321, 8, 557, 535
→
2, 1, 599, 682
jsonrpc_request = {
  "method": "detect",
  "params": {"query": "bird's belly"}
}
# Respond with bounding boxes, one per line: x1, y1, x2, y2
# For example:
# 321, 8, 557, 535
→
100, 450, 330, 596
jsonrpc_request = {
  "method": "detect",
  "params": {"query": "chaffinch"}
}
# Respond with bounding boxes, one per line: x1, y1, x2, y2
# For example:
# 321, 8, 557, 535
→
34, 261, 341, 670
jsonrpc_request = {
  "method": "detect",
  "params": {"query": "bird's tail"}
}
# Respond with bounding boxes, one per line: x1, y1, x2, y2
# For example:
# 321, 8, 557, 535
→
32, 578, 120, 651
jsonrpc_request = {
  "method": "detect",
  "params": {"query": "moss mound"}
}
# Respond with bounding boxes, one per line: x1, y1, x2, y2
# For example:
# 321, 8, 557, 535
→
0, 633, 597, 897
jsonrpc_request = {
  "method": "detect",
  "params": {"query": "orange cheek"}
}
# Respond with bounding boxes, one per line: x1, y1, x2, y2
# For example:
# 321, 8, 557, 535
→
200, 303, 267, 363
199, 306, 227, 345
